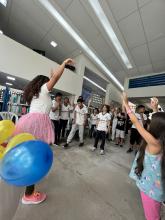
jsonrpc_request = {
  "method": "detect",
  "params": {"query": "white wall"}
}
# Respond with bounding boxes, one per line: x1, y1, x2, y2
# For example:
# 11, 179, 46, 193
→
0, 35, 82, 95
74, 53, 123, 104
124, 73, 165, 98
105, 83, 122, 105
74, 54, 110, 83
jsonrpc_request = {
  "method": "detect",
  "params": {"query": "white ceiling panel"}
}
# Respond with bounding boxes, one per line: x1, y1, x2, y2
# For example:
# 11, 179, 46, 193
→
131, 44, 151, 66
140, 0, 165, 42
127, 68, 139, 76
52, 0, 73, 10
138, 0, 152, 8
106, 0, 137, 22
68, 49, 82, 59
7, 17, 43, 49
66, 0, 100, 42
90, 34, 115, 60
149, 37, 165, 62
138, 64, 153, 74
13, 0, 54, 33
0, 0, 12, 29
118, 11, 146, 49
48, 24, 79, 52
115, 71, 127, 84
105, 56, 124, 73
37, 34, 68, 63
153, 60, 165, 73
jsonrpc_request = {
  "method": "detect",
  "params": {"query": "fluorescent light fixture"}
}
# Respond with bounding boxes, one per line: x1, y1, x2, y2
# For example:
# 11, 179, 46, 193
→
50, 41, 57, 47
7, 76, 15, 81
0, 0, 7, 7
0, 30, 3, 35
38, 0, 124, 91
6, 82, 13, 86
83, 76, 106, 93
88, 0, 132, 69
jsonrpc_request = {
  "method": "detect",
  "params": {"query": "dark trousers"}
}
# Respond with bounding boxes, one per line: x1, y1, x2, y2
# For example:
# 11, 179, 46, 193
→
94, 130, 106, 150
90, 125, 96, 138
52, 120, 60, 145
25, 185, 35, 196
130, 128, 141, 146
59, 119, 68, 139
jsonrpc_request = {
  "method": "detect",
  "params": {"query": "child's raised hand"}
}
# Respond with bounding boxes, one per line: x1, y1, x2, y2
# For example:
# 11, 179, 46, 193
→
63, 58, 75, 66
122, 92, 129, 107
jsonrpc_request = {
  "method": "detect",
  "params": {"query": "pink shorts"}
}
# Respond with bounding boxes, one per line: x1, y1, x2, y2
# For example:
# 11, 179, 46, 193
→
140, 191, 161, 220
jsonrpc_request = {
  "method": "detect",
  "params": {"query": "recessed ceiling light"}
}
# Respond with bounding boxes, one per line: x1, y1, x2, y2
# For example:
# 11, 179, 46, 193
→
83, 76, 106, 93
0, 30, 3, 35
88, 0, 133, 69
6, 82, 13, 86
38, 0, 124, 91
50, 41, 57, 47
7, 76, 16, 81
0, 0, 7, 7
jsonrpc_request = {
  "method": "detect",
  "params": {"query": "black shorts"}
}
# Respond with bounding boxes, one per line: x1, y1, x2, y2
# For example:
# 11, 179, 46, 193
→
130, 128, 142, 145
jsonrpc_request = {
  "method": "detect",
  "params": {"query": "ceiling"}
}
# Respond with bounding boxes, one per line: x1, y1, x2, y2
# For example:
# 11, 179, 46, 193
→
0, 0, 165, 86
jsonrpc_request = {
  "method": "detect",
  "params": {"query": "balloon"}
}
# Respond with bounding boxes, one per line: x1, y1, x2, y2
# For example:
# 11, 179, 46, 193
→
0, 140, 53, 186
5, 133, 35, 155
0, 145, 5, 159
0, 120, 15, 144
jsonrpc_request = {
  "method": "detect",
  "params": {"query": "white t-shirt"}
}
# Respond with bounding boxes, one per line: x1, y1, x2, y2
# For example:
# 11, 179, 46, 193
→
97, 112, 111, 132
149, 110, 162, 120
90, 114, 98, 125
132, 113, 147, 129
49, 100, 61, 121
61, 104, 73, 120
30, 84, 52, 114
75, 105, 88, 125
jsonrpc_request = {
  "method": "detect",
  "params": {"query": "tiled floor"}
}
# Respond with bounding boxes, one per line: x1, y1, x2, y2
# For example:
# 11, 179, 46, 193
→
1, 138, 165, 220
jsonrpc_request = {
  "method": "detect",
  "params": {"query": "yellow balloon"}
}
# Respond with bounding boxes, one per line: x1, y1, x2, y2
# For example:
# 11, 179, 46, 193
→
0, 120, 15, 144
0, 145, 5, 159
4, 133, 35, 155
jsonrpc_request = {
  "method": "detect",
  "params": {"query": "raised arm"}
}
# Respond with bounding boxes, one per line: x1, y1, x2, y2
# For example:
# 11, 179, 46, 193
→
47, 58, 74, 91
122, 92, 159, 151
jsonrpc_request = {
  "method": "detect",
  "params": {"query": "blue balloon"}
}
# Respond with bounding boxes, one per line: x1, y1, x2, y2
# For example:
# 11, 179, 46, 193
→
0, 140, 53, 186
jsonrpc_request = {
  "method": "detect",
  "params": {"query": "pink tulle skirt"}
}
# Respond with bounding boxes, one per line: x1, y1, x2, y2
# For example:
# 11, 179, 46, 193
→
14, 113, 54, 144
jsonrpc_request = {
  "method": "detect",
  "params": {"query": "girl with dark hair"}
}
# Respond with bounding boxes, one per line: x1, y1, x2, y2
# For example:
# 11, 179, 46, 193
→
122, 92, 165, 220
14, 58, 74, 205
91, 105, 111, 155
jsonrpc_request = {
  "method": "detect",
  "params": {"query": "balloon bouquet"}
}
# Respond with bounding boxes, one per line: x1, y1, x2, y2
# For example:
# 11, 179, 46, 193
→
0, 120, 53, 186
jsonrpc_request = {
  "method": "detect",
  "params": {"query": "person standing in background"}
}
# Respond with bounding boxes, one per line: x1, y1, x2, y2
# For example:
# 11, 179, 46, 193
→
149, 97, 159, 120
59, 97, 73, 141
127, 105, 147, 153
115, 112, 126, 147
111, 107, 120, 141
49, 92, 62, 146
89, 108, 99, 138
91, 105, 111, 155
63, 98, 88, 148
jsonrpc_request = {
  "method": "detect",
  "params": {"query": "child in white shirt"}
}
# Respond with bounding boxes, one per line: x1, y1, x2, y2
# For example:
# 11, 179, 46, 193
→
89, 108, 99, 138
92, 105, 111, 155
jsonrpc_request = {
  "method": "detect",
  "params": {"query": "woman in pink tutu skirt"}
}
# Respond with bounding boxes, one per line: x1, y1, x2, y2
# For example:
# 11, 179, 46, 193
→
15, 58, 74, 205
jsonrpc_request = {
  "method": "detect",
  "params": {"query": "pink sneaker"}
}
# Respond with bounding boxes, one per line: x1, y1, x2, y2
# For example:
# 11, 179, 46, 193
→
22, 192, 47, 205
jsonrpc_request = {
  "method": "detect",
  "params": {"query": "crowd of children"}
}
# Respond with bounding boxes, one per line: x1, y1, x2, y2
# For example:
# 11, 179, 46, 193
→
49, 95, 154, 157
13, 60, 165, 219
